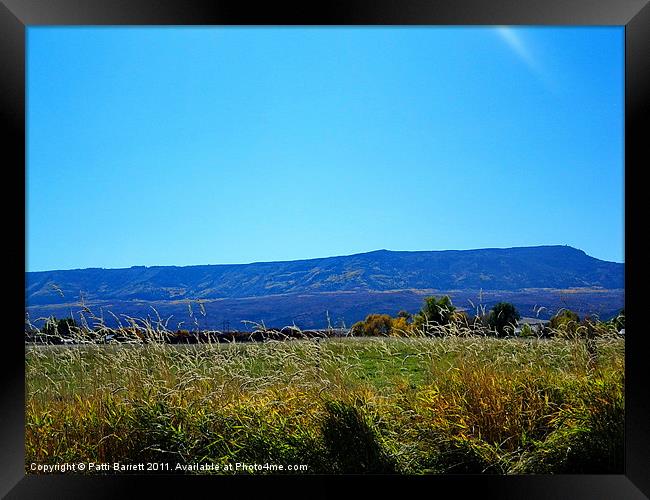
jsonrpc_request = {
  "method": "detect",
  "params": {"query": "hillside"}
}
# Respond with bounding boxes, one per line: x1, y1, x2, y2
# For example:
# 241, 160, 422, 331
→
25, 246, 624, 328
27, 245, 623, 304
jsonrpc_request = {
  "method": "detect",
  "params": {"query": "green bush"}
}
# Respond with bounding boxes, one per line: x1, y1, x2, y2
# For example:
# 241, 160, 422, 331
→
519, 323, 534, 338
487, 302, 520, 337
413, 296, 456, 334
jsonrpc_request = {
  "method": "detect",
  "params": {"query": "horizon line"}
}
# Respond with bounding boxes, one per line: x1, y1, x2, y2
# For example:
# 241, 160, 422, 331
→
26, 244, 624, 273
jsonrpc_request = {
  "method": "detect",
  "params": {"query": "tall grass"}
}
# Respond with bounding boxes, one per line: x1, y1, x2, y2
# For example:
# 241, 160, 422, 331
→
25, 325, 624, 474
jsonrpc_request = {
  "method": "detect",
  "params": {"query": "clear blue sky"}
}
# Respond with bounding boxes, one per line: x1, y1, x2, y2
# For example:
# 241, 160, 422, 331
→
26, 26, 624, 271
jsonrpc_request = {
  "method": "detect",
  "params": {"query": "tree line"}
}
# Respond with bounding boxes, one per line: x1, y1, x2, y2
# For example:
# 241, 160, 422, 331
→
350, 295, 625, 339
25, 297, 625, 343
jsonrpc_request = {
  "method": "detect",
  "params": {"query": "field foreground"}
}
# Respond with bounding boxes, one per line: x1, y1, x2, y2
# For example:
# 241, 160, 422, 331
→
26, 337, 624, 474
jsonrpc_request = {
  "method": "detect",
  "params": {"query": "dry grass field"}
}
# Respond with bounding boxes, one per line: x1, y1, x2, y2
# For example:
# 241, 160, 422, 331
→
25, 333, 624, 474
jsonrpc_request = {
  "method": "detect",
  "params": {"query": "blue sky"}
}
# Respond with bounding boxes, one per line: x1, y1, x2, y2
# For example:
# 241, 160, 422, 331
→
26, 27, 624, 271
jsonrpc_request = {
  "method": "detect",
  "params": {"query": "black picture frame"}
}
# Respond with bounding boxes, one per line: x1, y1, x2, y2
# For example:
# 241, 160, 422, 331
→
2, 1, 647, 498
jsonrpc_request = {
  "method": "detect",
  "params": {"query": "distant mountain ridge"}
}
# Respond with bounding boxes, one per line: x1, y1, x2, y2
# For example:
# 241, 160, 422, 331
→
26, 246, 624, 307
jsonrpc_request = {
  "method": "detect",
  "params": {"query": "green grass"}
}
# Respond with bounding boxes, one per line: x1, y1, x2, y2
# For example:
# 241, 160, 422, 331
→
26, 336, 624, 474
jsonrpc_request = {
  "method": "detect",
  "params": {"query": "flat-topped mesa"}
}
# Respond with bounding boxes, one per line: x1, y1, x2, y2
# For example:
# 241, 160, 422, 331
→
26, 245, 623, 306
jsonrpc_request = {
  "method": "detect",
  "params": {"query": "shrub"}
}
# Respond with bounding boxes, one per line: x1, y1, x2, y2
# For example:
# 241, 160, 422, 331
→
41, 316, 78, 337
519, 323, 534, 338
413, 296, 456, 334
351, 314, 412, 337
549, 309, 581, 338
351, 314, 393, 336
487, 302, 520, 337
